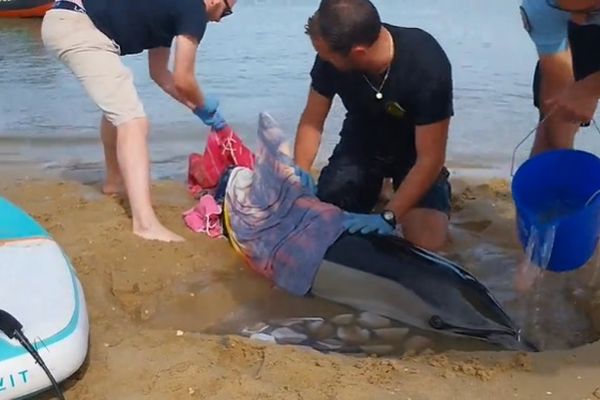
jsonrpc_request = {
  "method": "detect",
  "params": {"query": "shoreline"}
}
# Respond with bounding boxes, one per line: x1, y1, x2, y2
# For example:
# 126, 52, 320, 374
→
1, 166, 600, 399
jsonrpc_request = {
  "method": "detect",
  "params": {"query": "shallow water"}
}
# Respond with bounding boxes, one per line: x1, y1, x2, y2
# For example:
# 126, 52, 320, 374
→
1, 0, 600, 178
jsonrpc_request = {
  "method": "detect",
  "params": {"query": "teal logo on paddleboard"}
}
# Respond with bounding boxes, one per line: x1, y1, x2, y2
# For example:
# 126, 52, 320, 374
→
0, 370, 29, 392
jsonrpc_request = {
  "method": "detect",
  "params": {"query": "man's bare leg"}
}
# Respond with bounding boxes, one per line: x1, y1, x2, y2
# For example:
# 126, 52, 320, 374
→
116, 117, 184, 242
100, 115, 124, 195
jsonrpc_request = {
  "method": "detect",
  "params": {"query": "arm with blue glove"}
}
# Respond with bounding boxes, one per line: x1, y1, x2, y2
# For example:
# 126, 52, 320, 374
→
342, 210, 396, 236
292, 87, 334, 194
192, 97, 226, 131
293, 166, 317, 195
148, 46, 200, 110
154, 34, 227, 131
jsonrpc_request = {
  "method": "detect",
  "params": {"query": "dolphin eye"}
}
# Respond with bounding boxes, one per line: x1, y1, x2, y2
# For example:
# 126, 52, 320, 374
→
429, 315, 445, 329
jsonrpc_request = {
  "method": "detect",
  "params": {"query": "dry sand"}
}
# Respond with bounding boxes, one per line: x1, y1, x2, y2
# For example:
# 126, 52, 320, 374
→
2, 169, 600, 400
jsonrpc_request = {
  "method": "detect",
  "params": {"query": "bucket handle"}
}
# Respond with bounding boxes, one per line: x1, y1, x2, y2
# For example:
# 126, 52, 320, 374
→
511, 118, 600, 177
586, 189, 600, 207
510, 118, 546, 177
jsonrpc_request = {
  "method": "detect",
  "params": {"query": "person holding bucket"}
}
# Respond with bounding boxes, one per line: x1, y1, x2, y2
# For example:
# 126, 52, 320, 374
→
515, 0, 600, 292
519, 0, 600, 155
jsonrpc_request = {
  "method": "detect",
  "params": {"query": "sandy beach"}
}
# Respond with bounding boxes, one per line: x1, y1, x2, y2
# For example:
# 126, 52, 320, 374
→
1, 166, 599, 400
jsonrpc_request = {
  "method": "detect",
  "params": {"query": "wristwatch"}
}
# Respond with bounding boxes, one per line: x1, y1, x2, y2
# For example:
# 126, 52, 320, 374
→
381, 209, 396, 227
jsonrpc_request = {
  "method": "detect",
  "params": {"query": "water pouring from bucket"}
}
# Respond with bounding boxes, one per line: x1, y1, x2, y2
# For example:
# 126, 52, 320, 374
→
511, 149, 600, 273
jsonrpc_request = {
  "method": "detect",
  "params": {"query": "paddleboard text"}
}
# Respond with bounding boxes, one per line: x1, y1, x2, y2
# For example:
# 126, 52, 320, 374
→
0, 370, 29, 392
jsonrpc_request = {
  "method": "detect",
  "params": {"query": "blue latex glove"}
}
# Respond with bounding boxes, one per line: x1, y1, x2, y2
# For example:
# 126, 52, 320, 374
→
294, 166, 317, 195
193, 96, 226, 130
342, 212, 395, 235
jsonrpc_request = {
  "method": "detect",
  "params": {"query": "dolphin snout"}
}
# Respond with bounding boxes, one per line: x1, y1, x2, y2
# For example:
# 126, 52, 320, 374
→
487, 332, 540, 352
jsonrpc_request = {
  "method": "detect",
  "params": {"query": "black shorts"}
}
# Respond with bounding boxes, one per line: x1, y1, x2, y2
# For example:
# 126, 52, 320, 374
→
533, 21, 600, 109
316, 135, 452, 215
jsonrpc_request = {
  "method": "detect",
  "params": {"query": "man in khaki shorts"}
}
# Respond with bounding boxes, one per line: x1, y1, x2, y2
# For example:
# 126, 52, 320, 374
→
41, 0, 236, 242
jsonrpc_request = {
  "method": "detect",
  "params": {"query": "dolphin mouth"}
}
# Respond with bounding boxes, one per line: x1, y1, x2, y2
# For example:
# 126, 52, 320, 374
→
428, 315, 540, 352
486, 331, 540, 352
428, 315, 516, 337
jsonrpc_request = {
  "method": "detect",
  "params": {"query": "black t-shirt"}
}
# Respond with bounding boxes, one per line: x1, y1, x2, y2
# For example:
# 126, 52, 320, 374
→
82, 0, 208, 56
310, 24, 453, 160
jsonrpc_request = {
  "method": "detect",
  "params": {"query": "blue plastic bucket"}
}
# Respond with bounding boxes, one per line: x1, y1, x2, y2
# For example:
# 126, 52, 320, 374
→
512, 149, 600, 272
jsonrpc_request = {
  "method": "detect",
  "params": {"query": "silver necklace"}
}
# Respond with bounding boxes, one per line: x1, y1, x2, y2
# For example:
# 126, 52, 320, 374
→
363, 35, 394, 101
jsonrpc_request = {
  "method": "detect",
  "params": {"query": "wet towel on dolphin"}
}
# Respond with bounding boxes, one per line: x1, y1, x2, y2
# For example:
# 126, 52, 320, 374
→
223, 113, 346, 296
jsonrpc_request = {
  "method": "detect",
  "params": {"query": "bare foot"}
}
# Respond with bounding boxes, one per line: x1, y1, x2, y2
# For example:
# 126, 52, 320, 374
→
133, 222, 185, 242
102, 179, 125, 197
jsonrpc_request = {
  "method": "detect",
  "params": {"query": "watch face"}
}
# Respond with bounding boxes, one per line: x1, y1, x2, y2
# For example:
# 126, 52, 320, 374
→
383, 210, 394, 222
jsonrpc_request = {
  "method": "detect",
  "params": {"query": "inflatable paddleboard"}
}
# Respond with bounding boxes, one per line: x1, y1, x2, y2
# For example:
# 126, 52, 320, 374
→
0, 197, 89, 399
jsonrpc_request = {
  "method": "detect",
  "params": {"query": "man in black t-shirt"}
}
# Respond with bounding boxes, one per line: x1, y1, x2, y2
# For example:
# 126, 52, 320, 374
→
41, 0, 236, 242
293, 0, 454, 251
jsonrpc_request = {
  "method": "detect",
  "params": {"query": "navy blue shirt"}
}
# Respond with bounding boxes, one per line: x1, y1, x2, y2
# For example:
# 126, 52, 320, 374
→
310, 24, 453, 162
82, 0, 208, 56
310, 24, 453, 129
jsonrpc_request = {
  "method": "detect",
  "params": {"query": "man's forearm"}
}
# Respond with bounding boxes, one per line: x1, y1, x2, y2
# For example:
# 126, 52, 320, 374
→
294, 124, 322, 171
173, 75, 204, 109
384, 161, 443, 221
148, 47, 201, 110
156, 74, 196, 110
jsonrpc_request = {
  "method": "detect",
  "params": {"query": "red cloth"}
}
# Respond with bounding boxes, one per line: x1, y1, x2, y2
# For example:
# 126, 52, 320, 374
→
187, 125, 256, 197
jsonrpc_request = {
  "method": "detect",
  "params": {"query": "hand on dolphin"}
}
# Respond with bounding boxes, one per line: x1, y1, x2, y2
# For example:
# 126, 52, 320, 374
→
342, 212, 395, 235
294, 166, 317, 195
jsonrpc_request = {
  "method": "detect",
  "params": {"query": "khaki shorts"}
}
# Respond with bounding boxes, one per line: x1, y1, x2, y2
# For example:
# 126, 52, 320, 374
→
41, 9, 145, 126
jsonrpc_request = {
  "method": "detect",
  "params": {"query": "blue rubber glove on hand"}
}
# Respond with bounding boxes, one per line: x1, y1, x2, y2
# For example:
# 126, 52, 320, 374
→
193, 96, 226, 130
342, 212, 395, 235
294, 166, 317, 195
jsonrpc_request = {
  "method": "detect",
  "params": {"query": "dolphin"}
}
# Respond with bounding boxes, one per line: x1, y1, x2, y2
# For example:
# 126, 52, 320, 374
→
311, 233, 538, 352
224, 111, 537, 352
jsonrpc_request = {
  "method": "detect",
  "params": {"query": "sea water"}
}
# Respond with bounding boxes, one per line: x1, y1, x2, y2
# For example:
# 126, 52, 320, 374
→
519, 224, 557, 350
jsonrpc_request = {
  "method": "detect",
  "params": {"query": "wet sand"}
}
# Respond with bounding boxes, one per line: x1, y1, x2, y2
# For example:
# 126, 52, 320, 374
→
2, 169, 600, 400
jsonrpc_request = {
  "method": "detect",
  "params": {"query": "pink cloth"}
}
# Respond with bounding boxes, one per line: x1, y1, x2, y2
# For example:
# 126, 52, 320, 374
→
187, 125, 256, 198
182, 194, 224, 238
